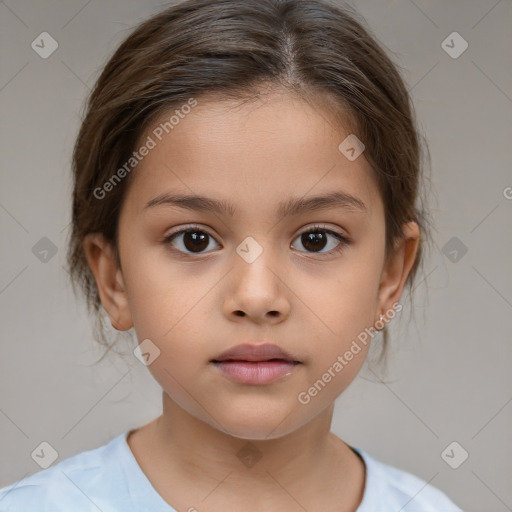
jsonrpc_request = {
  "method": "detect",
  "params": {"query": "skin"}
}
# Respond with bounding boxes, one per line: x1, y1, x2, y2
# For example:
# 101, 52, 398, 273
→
84, 88, 420, 512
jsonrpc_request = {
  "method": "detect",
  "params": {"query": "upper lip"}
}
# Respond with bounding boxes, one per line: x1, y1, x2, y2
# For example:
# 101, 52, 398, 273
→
211, 343, 301, 363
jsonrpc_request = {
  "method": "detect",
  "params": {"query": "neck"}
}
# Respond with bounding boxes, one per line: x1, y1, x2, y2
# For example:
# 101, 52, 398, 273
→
157, 390, 335, 479
128, 391, 365, 511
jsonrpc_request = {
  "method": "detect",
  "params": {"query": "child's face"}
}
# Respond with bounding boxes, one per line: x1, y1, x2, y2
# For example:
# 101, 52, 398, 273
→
89, 90, 417, 439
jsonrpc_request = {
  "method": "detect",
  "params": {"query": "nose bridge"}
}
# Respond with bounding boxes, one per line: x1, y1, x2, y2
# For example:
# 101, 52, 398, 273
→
224, 234, 290, 321
235, 234, 280, 293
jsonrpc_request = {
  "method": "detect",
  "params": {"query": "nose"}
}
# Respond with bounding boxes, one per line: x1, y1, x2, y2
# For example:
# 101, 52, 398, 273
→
223, 249, 291, 325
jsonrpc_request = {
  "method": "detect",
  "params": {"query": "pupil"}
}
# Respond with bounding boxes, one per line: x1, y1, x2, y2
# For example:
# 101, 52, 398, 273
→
184, 231, 208, 252
302, 232, 326, 252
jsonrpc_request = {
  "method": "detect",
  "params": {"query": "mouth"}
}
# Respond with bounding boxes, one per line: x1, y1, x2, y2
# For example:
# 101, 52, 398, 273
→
210, 360, 301, 385
211, 357, 300, 364
210, 343, 302, 385
210, 343, 301, 364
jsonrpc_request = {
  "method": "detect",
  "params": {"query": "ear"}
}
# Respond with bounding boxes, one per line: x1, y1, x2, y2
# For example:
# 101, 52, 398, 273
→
83, 233, 133, 331
376, 221, 420, 323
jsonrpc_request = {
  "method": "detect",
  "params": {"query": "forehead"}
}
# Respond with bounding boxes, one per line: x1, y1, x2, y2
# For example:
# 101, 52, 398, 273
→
122, 90, 380, 219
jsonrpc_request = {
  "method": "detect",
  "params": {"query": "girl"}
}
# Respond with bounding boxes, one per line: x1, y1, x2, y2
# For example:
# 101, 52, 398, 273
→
0, 0, 463, 510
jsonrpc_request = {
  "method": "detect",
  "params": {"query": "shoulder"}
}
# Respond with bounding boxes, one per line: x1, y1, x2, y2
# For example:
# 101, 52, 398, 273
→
354, 448, 463, 512
0, 432, 130, 512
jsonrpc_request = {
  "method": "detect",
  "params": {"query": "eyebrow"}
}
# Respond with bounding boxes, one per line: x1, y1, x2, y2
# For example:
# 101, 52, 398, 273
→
144, 190, 367, 218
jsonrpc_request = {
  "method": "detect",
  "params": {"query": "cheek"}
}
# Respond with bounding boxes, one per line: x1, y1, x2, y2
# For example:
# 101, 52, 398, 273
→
122, 250, 218, 376
121, 246, 199, 334
293, 247, 384, 394
302, 256, 382, 336
294, 275, 377, 410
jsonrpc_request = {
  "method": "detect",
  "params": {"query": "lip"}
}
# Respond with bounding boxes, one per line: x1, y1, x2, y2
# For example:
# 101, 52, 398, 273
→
210, 343, 302, 385
211, 360, 300, 385
211, 343, 300, 364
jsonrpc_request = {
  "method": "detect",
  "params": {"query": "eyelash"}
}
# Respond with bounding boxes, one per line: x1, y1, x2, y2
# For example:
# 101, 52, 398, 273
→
163, 224, 351, 257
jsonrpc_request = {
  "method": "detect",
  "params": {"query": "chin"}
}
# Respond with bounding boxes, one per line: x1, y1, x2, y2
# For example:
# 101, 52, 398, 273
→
212, 407, 302, 441
221, 424, 291, 441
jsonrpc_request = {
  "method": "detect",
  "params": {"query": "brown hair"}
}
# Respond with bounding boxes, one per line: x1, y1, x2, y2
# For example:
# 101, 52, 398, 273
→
66, 0, 432, 368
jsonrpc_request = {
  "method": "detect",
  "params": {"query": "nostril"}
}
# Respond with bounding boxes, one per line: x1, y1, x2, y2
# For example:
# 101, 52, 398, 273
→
235, 310, 245, 317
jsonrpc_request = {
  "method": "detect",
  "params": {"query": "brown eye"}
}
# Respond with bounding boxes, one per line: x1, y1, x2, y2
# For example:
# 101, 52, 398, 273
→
301, 231, 328, 252
164, 227, 220, 254
291, 226, 349, 255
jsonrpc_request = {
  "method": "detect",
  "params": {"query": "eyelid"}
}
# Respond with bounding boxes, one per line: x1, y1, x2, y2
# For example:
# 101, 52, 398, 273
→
164, 223, 217, 240
297, 223, 349, 238
164, 224, 349, 241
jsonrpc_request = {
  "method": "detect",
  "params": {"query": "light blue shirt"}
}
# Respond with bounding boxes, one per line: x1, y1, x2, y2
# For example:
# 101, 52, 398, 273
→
0, 430, 463, 511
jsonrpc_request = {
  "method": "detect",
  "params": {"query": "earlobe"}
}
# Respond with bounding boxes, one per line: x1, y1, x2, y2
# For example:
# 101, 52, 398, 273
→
376, 221, 420, 320
83, 233, 133, 331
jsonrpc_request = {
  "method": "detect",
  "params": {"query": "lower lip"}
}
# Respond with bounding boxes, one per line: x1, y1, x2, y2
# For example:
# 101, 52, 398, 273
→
211, 360, 300, 385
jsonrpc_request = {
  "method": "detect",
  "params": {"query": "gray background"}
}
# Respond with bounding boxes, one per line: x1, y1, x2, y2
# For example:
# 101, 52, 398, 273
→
1, 0, 511, 510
